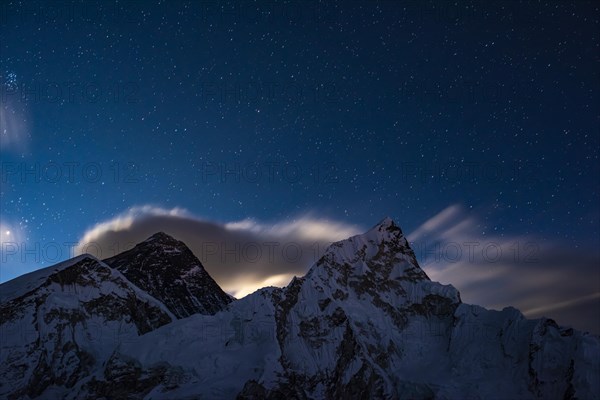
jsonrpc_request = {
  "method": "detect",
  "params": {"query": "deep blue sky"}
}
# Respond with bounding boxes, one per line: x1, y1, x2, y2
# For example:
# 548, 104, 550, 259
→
1, 1, 599, 284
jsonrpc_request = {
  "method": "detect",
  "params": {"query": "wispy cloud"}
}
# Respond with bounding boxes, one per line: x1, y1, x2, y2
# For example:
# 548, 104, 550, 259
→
408, 204, 600, 334
75, 206, 362, 298
0, 94, 30, 155
522, 292, 600, 316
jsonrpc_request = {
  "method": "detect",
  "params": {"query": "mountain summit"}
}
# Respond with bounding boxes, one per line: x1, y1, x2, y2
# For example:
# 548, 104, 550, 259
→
0, 219, 598, 399
312, 215, 427, 284
142, 231, 185, 245
104, 232, 232, 318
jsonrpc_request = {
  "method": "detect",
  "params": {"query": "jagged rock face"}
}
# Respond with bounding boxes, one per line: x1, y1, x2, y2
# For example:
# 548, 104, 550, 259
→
0, 255, 173, 399
1, 220, 599, 399
256, 218, 463, 398
104, 232, 232, 318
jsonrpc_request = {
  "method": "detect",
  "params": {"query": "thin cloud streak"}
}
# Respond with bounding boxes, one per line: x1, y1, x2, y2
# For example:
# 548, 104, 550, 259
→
523, 292, 600, 316
0, 99, 30, 155
408, 204, 600, 334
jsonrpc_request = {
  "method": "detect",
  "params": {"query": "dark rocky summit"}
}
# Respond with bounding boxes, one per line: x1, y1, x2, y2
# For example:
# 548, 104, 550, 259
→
104, 232, 233, 318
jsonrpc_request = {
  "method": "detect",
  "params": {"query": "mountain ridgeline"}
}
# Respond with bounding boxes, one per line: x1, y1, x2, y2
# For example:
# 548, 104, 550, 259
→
0, 219, 598, 399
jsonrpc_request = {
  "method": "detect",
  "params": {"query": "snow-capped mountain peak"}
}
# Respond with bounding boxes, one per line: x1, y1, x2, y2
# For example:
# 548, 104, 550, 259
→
312, 217, 428, 285
374, 215, 396, 229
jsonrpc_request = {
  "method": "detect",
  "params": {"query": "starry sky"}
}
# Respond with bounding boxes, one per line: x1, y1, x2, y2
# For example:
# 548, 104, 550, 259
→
1, 1, 599, 332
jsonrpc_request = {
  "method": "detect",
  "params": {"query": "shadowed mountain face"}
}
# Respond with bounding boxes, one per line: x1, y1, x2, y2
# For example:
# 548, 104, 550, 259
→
0, 220, 598, 399
103, 232, 233, 318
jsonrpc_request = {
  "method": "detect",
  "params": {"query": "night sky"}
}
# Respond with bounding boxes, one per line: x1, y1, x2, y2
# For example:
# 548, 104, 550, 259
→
1, 2, 599, 332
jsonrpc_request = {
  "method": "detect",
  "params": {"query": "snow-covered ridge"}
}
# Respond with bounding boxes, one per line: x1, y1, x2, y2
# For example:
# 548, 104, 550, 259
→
0, 255, 175, 399
0, 254, 98, 303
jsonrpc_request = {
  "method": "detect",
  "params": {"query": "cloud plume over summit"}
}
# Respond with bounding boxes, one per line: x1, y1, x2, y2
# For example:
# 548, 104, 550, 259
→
75, 206, 362, 297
